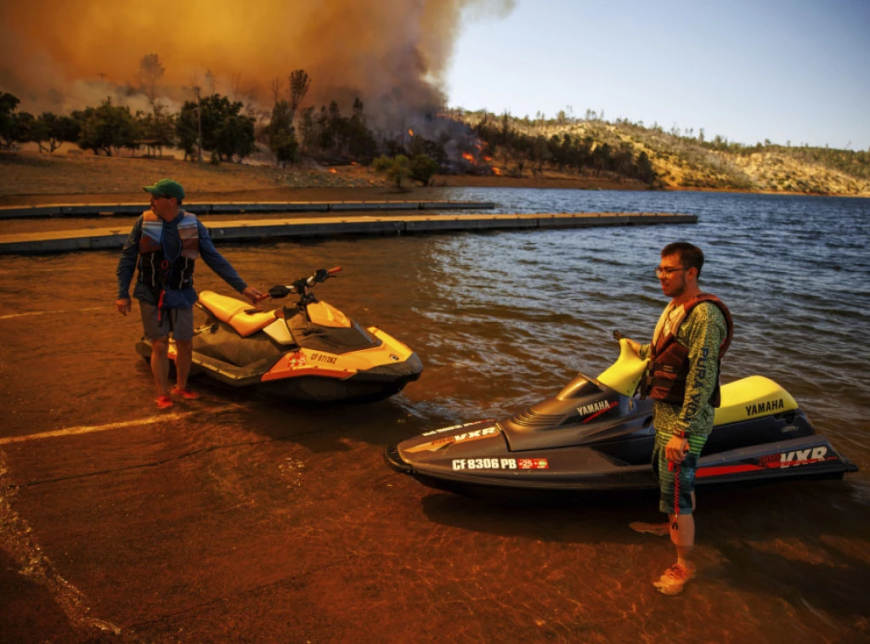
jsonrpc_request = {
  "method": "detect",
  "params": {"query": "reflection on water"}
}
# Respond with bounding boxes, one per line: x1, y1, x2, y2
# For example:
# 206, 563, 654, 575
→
2, 189, 868, 457
1, 188, 868, 641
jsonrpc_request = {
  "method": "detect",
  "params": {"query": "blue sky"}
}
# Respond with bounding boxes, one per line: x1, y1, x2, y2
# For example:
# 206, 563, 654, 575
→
446, 0, 870, 150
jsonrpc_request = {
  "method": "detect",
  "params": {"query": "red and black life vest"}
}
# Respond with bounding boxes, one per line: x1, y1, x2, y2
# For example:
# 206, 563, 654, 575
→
137, 210, 200, 290
640, 294, 734, 407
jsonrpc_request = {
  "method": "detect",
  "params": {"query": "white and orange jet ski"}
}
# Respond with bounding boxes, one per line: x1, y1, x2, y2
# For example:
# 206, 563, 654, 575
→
385, 334, 856, 495
136, 267, 422, 403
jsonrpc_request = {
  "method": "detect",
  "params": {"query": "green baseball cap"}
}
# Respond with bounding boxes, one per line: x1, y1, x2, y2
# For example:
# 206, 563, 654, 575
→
144, 178, 185, 201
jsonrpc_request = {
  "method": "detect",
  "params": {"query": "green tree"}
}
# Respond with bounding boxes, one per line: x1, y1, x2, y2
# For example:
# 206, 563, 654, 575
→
0, 92, 28, 149
347, 97, 378, 160
31, 112, 79, 153
177, 93, 256, 163
298, 106, 318, 154
634, 151, 655, 184
288, 69, 311, 124
75, 98, 140, 156
317, 105, 334, 153
268, 100, 298, 165
373, 154, 411, 190
137, 103, 176, 156
410, 154, 440, 186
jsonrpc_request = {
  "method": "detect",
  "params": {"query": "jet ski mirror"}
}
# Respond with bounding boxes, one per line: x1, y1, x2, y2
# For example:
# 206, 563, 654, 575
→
269, 285, 292, 299
310, 266, 342, 285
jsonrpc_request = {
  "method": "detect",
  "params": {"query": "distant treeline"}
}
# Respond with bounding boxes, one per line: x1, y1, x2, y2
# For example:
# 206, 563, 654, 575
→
3, 77, 867, 190
474, 112, 655, 183
0, 83, 382, 166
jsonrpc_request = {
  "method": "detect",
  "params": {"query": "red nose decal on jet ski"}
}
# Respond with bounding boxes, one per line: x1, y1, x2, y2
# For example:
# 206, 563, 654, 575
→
287, 352, 306, 368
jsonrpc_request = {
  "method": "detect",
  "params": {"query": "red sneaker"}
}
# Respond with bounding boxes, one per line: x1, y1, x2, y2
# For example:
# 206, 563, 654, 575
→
171, 386, 201, 400
156, 395, 174, 409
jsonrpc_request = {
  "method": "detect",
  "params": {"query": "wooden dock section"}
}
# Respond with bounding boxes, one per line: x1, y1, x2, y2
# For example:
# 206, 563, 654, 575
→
0, 212, 696, 255
0, 200, 495, 219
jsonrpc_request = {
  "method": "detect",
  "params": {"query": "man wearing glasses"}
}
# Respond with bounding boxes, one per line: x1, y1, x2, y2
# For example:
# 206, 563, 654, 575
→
623, 242, 733, 595
116, 179, 265, 409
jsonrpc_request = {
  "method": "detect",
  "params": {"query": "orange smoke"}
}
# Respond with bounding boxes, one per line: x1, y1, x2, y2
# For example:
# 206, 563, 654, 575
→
0, 0, 516, 120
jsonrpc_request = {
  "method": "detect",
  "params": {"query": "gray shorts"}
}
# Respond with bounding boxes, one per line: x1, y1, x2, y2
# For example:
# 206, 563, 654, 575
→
139, 301, 194, 342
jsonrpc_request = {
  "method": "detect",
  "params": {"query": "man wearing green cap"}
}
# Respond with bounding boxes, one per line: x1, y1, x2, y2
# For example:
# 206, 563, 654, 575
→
116, 178, 265, 409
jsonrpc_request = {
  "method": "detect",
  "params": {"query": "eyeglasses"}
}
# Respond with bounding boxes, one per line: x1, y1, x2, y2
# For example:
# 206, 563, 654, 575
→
654, 266, 685, 277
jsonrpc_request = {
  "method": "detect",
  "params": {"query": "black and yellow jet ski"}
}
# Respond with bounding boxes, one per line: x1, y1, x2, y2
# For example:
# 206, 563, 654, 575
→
385, 336, 856, 494
137, 267, 423, 403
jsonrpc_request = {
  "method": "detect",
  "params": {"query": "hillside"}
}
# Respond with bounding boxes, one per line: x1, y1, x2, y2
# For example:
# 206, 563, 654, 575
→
2, 113, 868, 203
456, 111, 870, 197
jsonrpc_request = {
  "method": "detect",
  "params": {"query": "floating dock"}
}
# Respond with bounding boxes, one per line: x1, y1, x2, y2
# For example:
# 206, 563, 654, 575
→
0, 200, 495, 219
0, 212, 697, 255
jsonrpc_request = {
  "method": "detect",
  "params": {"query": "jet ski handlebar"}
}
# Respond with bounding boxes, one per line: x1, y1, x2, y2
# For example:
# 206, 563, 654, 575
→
268, 266, 342, 300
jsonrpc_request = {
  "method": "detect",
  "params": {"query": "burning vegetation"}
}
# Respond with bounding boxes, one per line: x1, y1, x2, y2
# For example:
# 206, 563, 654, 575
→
0, 0, 664, 187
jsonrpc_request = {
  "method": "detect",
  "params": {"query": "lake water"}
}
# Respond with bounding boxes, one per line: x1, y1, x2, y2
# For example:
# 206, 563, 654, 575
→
1, 187, 868, 642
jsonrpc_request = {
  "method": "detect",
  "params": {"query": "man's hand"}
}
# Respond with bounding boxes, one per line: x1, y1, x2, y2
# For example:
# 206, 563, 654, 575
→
242, 286, 267, 304
116, 298, 132, 316
665, 434, 689, 464
626, 338, 641, 355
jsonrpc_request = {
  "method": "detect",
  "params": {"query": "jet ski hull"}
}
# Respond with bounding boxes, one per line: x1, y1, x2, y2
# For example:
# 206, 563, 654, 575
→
385, 370, 858, 496
137, 338, 422, 403
386, 430, 856, 495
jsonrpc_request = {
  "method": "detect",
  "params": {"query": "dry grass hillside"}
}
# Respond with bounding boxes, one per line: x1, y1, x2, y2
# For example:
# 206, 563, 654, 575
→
458, 111, 870, 197
2, 115, 868, 203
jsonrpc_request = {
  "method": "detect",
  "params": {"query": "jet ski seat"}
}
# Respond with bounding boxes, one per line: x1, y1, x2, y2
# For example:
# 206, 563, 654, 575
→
198, 291, 277, 337
714, 375, 799, 426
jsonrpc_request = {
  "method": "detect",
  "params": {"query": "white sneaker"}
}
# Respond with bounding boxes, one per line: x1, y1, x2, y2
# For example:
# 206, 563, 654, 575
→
653, 563, 696, 595
629, 521, 669, 537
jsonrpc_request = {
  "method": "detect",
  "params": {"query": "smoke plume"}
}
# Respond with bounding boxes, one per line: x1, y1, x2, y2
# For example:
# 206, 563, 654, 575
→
0, 0, 515, 124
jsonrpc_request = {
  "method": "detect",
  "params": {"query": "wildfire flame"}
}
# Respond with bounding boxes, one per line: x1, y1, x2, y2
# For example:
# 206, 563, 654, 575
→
492, 167, 502, 176
329, 168, 338, 174
408, 129, 414, 136
461, 152, 475, 163
483, 155, 492, 162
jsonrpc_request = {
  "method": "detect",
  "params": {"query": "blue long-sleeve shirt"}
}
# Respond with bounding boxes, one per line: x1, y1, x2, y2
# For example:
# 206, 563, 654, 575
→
116, 211, 247, 308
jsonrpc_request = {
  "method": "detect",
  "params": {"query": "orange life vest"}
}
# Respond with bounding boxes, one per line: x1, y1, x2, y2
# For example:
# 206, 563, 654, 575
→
137, 210, 200, 290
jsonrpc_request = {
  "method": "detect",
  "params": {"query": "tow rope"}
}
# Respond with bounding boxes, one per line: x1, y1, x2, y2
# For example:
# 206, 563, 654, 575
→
669, 460, 681, 530
157, 258, 171, 323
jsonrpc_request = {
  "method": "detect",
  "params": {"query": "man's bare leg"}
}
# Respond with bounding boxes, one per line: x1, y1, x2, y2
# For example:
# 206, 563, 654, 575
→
151, 336, 173, 408
171, 339, 200, 399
